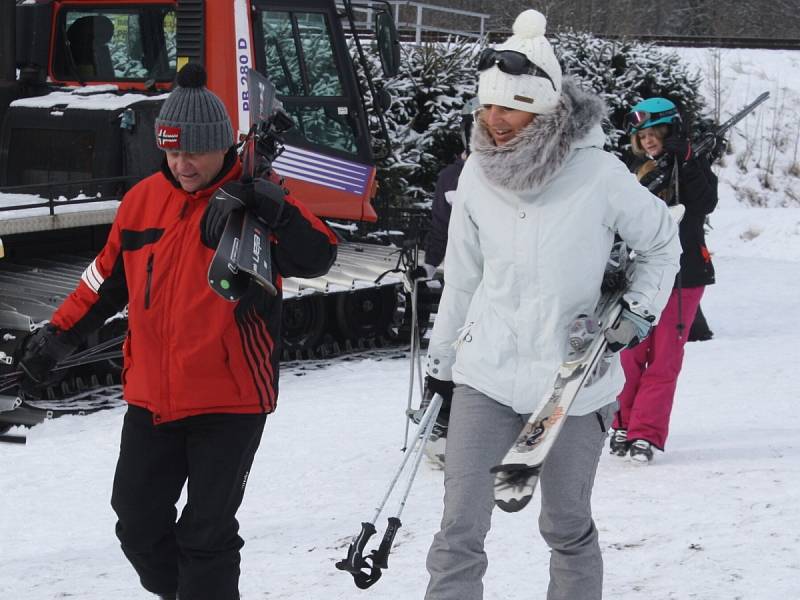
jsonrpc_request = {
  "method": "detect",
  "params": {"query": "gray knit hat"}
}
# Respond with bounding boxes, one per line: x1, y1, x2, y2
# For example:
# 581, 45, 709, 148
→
155, 63, 234, 153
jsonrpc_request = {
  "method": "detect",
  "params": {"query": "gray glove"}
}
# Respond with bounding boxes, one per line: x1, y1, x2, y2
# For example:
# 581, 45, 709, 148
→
604, 302, 654, 352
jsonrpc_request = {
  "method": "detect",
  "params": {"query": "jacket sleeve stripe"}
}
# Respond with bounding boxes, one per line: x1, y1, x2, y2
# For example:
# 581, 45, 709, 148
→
80, 259, 104, 294
246, 308, 277, 405
249, 308, 276, 381
53, 220, 129, 338
236, 316, 270, 411
235, 307, 277, 411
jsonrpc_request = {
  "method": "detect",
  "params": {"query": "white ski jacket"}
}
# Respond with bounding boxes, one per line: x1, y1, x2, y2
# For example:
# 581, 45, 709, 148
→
426, 80, 681, 416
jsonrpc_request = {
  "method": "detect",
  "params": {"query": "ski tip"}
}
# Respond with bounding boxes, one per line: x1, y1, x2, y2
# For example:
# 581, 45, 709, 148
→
495, 495, 533, 513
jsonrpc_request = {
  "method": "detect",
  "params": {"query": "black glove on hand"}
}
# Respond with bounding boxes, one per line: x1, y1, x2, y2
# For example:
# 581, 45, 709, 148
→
18, 324, 77, 394
251, 178, 288, 227
409, 376, 454, 439
200, 183, 247, 248
200, 179, 288, 249
604, 302, 655, 353
663, 136, 692, 164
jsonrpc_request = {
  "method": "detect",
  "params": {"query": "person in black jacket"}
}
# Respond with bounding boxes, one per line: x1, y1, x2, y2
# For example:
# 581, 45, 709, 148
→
422, 98, 479, 277
609, 97, 718, 463
412, 99, 478, 456
422, 157, 463, 274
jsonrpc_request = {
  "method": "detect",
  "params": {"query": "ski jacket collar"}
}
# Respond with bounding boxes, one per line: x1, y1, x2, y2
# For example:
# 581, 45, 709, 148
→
471, 77, 606, 192
159, 146, 239, 194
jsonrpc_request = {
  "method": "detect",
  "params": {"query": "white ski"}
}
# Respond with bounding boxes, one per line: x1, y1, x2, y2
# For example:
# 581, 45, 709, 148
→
491, 262, 629, 513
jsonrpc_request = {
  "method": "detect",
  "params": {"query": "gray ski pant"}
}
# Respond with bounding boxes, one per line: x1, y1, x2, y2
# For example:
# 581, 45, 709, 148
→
424, 385, 615, 600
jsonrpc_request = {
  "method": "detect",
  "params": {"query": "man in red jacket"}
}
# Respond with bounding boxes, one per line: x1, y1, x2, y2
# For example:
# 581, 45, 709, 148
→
17, 63, 337, 600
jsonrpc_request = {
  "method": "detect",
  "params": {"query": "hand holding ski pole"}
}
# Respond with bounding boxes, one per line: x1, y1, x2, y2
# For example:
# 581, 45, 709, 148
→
408, 376, 453, 440
17, 324, 78, 394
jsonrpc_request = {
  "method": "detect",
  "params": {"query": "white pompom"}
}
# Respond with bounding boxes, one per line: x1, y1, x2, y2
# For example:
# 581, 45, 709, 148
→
512, 9, 547, 39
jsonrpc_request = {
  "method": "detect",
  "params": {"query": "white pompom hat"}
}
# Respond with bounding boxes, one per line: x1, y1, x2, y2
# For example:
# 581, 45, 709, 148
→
478, 9, 562, 114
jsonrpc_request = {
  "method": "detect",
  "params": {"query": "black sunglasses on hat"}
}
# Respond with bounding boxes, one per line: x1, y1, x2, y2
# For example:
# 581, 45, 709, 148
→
477, 49, 557, 91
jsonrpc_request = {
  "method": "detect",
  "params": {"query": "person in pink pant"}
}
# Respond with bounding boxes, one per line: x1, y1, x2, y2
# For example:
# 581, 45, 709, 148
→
611, 97, 718, 463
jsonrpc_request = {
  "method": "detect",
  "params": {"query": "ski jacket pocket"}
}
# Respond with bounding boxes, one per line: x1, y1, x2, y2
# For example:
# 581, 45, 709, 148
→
144, 254, 154, 309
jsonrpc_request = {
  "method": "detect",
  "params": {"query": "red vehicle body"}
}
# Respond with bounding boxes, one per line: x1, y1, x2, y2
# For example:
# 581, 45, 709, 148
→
0, 0, 418, 426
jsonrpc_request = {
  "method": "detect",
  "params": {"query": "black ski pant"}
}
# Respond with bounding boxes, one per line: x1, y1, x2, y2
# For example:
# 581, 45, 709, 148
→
111, 405, 266, 600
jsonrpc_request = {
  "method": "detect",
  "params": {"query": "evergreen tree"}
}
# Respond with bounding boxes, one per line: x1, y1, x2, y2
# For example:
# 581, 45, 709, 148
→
355, 37, 479, 211
353, 33, 707, 214
552, 30, 707, 161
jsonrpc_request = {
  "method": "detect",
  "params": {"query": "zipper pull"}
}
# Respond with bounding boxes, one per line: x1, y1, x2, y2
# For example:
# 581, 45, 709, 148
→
452, 321, 474, 351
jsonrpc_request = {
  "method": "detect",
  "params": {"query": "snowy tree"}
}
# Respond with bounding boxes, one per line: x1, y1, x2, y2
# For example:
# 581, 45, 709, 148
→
353, 33, 707, 212
354, 37, 479, 210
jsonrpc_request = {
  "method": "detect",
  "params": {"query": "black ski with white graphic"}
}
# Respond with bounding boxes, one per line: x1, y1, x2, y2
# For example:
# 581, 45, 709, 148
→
208, 210, 249, 300
491, 257, 631, 513
208, 67, 290, 301
207, 209, 276, 301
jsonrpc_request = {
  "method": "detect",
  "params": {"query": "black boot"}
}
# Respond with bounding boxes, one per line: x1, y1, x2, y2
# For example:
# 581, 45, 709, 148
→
609, 428, 630, 457
629, 439, 654, 463
688, 305, 713, 342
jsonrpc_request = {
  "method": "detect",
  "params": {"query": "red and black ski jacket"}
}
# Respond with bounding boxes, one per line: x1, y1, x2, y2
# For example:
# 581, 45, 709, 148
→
51, 151, 337, 423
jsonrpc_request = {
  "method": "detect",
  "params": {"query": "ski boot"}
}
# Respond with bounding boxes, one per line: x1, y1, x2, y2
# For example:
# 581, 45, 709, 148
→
629, 439, 654, 463
609, 428, 629, 457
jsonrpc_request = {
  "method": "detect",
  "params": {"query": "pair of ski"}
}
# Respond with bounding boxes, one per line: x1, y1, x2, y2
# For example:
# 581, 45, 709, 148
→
492, 245, 634, 512
491, 274, 627, 512
492, 206, 685, 513
207, 208, 276, 300
207, 68, 288, 301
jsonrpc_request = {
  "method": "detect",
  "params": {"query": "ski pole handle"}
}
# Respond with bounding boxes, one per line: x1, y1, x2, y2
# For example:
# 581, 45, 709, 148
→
335, 521, 376, 574
370, 516, 402, 569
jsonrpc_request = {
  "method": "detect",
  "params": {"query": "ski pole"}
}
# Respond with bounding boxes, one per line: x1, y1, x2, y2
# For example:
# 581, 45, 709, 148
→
336, 393, 443, 589
402, 276, 419, 451
402, 242, 426, 451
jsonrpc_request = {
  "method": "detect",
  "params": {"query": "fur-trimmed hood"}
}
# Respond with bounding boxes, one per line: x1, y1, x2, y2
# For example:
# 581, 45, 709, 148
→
472, 77, 607, 191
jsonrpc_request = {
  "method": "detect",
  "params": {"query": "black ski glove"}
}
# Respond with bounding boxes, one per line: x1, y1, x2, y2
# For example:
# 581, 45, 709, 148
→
17, 324, 78, 394
663, 136, 692, 164
200, 184, 246, 248
200, 179, 288, 249
604, 301, 655, 353
409, 376, 454, 439
250, 178, 288, 227
425, 375, 454, 405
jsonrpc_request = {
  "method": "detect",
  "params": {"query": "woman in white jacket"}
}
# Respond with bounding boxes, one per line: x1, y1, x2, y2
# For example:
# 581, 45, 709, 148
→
422, 10, 681, 600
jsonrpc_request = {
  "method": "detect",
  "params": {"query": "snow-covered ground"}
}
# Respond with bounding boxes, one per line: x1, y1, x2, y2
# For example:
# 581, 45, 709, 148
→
1, 204, 799, 599
674, 47, 800, 208
2, 47, 800, 599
